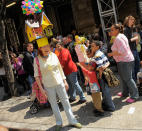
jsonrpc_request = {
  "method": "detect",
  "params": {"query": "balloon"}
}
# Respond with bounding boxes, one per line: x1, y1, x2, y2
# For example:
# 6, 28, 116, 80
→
21, 0, 44, 15
28, 2, 31, 6
37, 3, 40, 6
35, 6, 39, 9
23, 5, 26, 8
25, 3, 28, 6
22, 1, 25, 4
40, 1, 43, 5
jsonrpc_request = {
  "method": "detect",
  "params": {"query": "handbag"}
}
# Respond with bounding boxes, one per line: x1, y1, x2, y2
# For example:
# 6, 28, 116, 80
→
102, 68, 120, 87
32, 57, 47, 104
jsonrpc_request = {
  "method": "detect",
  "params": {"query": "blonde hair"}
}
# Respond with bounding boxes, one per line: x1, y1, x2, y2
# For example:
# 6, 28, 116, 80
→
124, 15, 136, 27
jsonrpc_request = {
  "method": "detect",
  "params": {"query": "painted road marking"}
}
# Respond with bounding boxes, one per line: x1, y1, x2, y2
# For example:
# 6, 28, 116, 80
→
128, 107, 135, 114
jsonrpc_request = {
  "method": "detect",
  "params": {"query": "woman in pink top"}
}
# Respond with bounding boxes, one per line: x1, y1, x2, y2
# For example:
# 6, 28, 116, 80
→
108, 24, 139, 103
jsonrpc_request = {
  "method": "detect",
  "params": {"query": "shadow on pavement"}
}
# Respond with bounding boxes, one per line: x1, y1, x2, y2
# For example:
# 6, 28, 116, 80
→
46, 125, 76, 131
8, 101, 31, 112
24, 107, 53, 119
73, 102, 112, 126
113, 97, 129, 111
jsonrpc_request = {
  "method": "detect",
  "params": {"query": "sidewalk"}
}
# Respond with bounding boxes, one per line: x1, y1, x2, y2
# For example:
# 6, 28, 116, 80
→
0, 86, 142, 131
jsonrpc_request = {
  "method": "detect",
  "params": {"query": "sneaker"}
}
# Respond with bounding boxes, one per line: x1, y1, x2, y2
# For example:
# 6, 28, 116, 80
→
69, 98, 76, 103
78, 99, 86, 104
117, 92, 128, 98
102, 105, 115, 112
93, 110, 104, 117
71, 123, 82, 128
55, 125, 62, 131
126, 98, 135, 103
117, 92, 122, 97
44, 102, 50, 108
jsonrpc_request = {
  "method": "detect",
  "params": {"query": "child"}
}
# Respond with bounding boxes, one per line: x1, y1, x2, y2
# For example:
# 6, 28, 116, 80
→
90, 40, 115, 112
77, 62, 104, 116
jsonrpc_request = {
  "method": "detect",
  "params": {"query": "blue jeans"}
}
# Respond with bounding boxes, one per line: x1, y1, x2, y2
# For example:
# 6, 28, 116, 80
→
45, 83, 77, 125
27, 75, 35, 94
66, 72, 86, 101
132, 50, 140, 81
98, 78, 115, 111
117, 61, 139, 99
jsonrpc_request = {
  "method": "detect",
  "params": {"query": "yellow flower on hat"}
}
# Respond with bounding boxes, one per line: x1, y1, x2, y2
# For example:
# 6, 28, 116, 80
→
80, 37, 86, 44
36, 37, 49, 48
75, 35, 81, 45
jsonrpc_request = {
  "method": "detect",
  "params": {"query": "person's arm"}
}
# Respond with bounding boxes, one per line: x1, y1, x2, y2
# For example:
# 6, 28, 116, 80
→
35, 76, 47, 98
124, 27, 138, 43
108, 38, 125, 57
24, 53, 34, 75
55, 54, 68, 90
97, 67, 103, 79
34, 58, 47, 98
87, 51, 94, 58
131, 33, 139, 42
77, 63, 91, 76
59, 49, 69, 68
108, 51, 122, 57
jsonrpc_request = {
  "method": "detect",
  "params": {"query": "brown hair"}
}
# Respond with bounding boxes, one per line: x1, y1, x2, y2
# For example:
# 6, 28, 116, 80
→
112, 24, 124, 33
37, 48, 43, 56
123, 15, 136, 27
91, 40, 102, 48
55, 41, 64, 47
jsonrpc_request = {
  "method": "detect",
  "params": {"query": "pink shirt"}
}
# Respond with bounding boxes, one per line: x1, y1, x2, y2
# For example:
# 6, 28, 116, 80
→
111, 33, 134, 62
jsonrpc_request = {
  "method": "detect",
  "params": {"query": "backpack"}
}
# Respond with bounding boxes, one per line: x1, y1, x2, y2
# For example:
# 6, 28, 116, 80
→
103, 68, 120, 87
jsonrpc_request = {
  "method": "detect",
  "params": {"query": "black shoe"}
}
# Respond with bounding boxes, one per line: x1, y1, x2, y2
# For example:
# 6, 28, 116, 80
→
78, 99, 86, 104
103, 106, 115, 112
93, 110, 104, 117
43, 102, 51, 108
69, 98, 76, 103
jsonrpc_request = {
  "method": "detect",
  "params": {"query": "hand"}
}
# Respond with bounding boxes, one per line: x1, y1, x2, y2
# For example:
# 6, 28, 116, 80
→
64, 80, 69, 91
99, 72, 103, 79
85, 77, 89, 86
76, 63, 80, 66
41, 89, 47, 99
98, 67, 103, 79
108, 53, 112, 57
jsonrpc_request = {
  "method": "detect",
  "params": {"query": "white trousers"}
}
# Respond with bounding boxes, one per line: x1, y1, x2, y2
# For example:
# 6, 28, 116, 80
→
45, 83, 77, 125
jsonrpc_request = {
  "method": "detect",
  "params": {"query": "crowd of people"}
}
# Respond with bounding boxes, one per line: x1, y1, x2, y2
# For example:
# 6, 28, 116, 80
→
1, 15, 142, 131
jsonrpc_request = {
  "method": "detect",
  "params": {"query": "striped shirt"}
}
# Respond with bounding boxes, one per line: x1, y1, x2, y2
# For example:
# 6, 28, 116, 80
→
91, 50, 109, 68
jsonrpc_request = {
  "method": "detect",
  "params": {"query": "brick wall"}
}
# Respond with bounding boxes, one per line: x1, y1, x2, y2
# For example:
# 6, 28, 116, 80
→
71, 0, 96, 33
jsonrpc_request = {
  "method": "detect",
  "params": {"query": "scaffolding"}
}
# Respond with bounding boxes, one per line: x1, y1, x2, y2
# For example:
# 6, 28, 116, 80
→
97, 0, 118, 44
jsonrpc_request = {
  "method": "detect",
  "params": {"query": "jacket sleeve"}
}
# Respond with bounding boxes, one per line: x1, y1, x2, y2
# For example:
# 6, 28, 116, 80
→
34, 58, 39, 77
59, 50, 69, 68
80, 65, 91, 76
56, 55, 66, 80
24, 53, 34, 76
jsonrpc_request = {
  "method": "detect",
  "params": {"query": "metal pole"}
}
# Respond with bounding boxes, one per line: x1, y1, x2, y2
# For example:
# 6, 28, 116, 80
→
112, 0, 118, 24
97, 0, 107, 44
